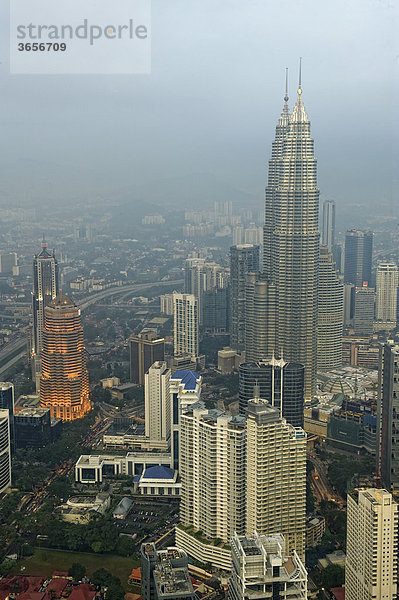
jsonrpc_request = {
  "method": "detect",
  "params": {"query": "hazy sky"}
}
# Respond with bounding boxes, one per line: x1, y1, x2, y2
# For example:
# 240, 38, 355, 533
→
0, 0, 397, 221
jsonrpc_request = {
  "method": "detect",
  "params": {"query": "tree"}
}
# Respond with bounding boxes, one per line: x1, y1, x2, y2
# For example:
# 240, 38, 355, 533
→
319, 564, 345, 589
116, 536, 136, 557
68, 563, 86, 581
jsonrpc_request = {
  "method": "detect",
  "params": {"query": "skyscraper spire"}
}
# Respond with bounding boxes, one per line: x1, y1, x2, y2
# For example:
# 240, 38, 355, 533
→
292, 57, 309, 123
284, 67, 289, 103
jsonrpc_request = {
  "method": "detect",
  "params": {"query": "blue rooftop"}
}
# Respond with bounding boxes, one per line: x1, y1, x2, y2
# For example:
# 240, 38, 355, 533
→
171, 370, 199, 390
134, 465, 176, 482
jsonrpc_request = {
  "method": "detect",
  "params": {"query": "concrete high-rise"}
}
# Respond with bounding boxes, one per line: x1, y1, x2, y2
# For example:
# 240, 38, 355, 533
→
244, 273, 276, 364
144, 361, 171, 444
230, 244, 259, 352
40, 294, 90, 421
229, 532, 307, 600
177, 401, 246, 569
321, 200, 335, 252
184, 258, 228, 325
346, 488, 398, 600
317, 246, 344, 370
344, 229, 373, 287
130, 331, 165, 385
173, 293, 199, 361
380, 343, 399, 493
0, 409, 11, 494
169, 370, 201, 471
0, 383, 14, 450
353, 285, 375, 337
375, 262, 398, 331
263, 73, 320, 401
31, 237, 59, 380
238, 359, 304, 428
246, 395, 306, 559
140, 544, 196, 600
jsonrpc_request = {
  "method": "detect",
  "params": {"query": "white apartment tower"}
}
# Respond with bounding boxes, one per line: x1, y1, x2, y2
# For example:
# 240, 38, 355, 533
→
0, 409, 11, 494
246, 396, 307, 560
144, 361, 171, 443
173, 293, 199, 360
346, 488, 398, 600
375, 263, 398, 331
177, 401, 246, 569
229, 532, 307, 600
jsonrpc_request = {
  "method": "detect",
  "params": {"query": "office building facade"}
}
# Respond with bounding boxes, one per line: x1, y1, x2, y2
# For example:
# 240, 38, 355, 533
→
0, 409, 11, 494
40, 294, 90, 421
321, 200, 335, 252
344, 229, 373, 287
0, 383, 14, 450
31, 237, 59, 379
230, 244, 259, 352
238, 359, 304, 428
130, 331, 165, 385
353, 285, 375, 337
317, 246, 344, 370
346, 488, 398, 600
380, 343, 399, 493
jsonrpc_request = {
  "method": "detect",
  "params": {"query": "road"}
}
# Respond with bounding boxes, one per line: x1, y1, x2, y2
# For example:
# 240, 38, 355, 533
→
308, 453, 343, 504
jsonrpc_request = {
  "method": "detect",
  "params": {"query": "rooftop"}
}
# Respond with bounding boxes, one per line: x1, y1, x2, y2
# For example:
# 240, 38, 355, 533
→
170, 370, 200, 390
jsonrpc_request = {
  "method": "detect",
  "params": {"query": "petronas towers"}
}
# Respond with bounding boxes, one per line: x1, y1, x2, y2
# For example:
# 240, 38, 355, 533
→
246, 70, 320, 401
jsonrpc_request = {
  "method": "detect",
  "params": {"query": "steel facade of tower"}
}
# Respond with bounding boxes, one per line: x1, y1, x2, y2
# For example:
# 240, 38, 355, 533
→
230, 244, 259, 352
263, 79, 320, 400
344, 229, 373, 287
40, 294, 90, 421
321, 200, 335, 251
239, 359, 304, 428
317, 246, 344, 370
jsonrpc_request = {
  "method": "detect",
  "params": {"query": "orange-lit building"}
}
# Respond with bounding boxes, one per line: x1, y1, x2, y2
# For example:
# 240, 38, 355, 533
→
40, 293, 90, 421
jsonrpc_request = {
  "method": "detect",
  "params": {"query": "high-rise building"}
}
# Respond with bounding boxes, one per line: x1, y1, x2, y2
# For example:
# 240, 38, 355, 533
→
380, 343, 399, 493
140, 544, 196, 600
317, 246, 344, 370
346, 488, 398, 600
169, 370, 201, 471
244, 273, 276, 363
130, 331, 165, 385
344, 229, 373, 287
230, 244, 259, 352
263, 73, 320, 401
246, 395, 306, 559
353, 285, 375, 337
238, 359, 304, 428
173, 293, 199, 361
229, 532, 307, 600
40, 294, 90, 421
0, 252, 17, 274
0, 409, 11, 494
177, 401, 246, 568
144, 361, 171, 444
375, 262, 398, 331
0, 383, 14, 450
184, 258, 228, 325
201, 286, 229, 333
31, 237, 59, 380
321, 200, 335, 252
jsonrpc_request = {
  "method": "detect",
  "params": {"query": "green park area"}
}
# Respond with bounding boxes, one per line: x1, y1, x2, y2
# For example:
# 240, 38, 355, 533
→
11, 549, 139, 591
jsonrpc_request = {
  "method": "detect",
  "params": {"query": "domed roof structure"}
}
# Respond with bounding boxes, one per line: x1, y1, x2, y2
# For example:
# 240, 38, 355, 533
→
51, 293, 74, 307
321, 377, 356, 396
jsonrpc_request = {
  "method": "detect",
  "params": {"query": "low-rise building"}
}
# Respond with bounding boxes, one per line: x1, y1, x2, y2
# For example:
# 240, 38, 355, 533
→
113, 497, 134, 520
133, 465, 181, 496
305, 515, 326, 548
57, 493, 110, 524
